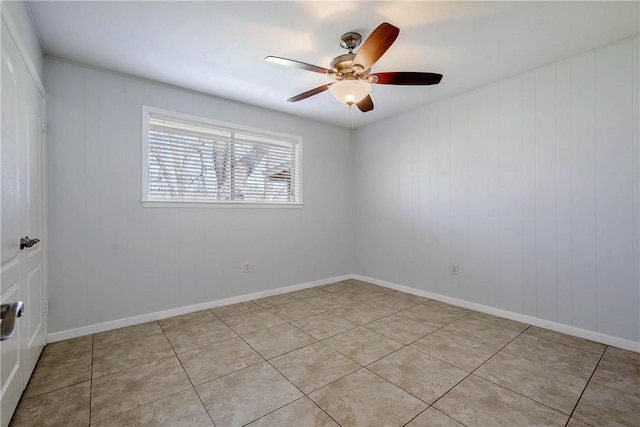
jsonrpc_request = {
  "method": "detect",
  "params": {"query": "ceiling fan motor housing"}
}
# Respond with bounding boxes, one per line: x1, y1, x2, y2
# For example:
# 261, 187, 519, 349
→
331, 53, 356, 72
339, 32, 362, 52
330, 53, 371, 80
266, 22, 441, 112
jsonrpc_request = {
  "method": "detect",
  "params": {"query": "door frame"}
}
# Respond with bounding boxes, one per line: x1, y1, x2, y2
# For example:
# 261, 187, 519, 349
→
1, 0, 48, 402
1, 1, 48, 339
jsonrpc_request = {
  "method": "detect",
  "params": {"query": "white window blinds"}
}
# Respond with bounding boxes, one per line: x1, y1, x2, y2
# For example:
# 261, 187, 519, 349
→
144, 108, 301, 204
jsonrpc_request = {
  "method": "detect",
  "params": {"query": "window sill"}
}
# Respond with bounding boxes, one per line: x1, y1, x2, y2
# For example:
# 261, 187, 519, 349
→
141, 199, 303, 209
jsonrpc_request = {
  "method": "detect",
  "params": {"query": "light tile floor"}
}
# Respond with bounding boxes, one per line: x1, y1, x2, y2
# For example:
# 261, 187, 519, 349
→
9, 279, 640, 426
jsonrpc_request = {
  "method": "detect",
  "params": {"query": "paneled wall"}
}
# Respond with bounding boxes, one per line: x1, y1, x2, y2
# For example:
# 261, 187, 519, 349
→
353, 36, 639, 344
1, 1, 43, 79
45, 59, 352, 334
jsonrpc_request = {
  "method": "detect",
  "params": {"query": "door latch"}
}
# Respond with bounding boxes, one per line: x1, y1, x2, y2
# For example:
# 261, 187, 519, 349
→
0, 301, 24, 341
20, 236, 39, 250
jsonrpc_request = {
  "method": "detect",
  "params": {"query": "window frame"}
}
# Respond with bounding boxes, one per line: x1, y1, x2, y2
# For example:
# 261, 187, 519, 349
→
141, 105, 303, 208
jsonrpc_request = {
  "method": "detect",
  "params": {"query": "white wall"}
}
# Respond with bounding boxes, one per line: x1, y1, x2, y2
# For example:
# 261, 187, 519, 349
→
45, 58, 352, 333
353, 36, 639, 345
1, 1, 43, 80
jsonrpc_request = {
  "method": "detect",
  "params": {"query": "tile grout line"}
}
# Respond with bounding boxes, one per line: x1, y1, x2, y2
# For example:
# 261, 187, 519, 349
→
249, 295, 465, 425
162, 319, 218, 427
235, 333, 344, 427
88, 333, 94, 426
358, 312, 510, 426
422, 326, 531, 425
227, 301, 355, 427
428, 323, 605, 423
401, 406, 468, 427
564, 346, 607, 426
222, 291, 422, 425
20, 282, 631, 426
89, 322, 196, 425
497, 328, 605, 371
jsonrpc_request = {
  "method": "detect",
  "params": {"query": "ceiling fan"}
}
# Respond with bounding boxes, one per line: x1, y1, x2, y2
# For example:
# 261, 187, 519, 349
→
265, 22, 443, 112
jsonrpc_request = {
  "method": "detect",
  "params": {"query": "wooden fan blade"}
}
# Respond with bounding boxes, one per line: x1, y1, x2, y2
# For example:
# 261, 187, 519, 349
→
287, 84, 332, 102
352, 22, 400, 72
356, 95, 374, 112
371, 72, 443, 85
265, 56, 329, 74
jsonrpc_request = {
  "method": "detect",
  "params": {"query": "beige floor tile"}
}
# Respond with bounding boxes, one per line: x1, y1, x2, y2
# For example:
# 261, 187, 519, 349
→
603, 346, 640, 367
211, 301, 262, 318
93, 322, 163, 350
389, 291, 431, 304
305, 293, 353, 310
475, 350, 587, 414
287, 287, 329, 299
362, 294, 420, 313
433, 375, 568, 426
338, 288, 387, 301
566, 418, 591, 427
309, 368, 427, 426
317, 282, 353, 293
291, 312, 358, 340
573, 381, 640, 427
196, 361, 302, 427
398, 303, 468, 328
178, 337, 263, 385
38, 336, 93, 364
425, 300, 471, 315
369, 347, 468, 404
164, 319, 238, 353
92, 333, 174, 378
253, 293, 299, 308
440, 317, 521, 348
331, 290, 366, 304
90, 356, 191, 423
266, 300, 326, 322
92, 388, 213, 427
591, 355, 640, 397
242, 323, 316, 359
9, 381, 90, 427
159, 309, 218, 332
504, 334, 601, 378
357, 283, 395, 293
365, 314, 437, 344
406, 408, 464, 426
222, 310, 286, 335
525, 326, 606, 354
410, 330, 499, 372
24, 351, 92, 398
465, 311, 529, 332
323, 327, 403, 365
247, 397, 339, 427
342, 279, 373, 286
328, 302, 391, 325
270, 342, 360, 393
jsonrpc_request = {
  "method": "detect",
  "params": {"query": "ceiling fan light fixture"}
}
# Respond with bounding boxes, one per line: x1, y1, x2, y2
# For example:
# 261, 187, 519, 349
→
328, 80, 372, 106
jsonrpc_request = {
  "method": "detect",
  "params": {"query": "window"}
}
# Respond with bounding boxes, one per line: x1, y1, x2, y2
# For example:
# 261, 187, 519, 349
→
142, 106, 302, 207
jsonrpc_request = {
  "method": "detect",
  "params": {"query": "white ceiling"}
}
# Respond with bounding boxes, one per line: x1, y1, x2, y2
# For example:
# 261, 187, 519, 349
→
28, 1, 639, 128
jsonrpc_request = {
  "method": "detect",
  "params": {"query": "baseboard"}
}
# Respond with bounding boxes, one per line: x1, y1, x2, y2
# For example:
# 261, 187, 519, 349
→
47, 274, 353, 343
353, 274, 640, 353
48, 272, 639, 353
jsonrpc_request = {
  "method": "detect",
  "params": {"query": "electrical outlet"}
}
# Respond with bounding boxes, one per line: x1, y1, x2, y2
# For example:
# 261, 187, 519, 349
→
245, 262, 250, 273
451, 264, 459, 276
43, 300, 48, 313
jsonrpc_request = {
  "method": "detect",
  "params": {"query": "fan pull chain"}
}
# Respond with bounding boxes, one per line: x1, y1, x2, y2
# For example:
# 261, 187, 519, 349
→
346, 104, 354, 158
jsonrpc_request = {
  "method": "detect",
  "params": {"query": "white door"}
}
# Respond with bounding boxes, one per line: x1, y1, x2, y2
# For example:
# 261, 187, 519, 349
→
0, 16, 47, 427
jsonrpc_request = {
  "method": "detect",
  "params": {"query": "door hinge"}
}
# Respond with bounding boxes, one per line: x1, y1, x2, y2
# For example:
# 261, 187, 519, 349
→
41, 120, 47, 132
43, 300, 48, 313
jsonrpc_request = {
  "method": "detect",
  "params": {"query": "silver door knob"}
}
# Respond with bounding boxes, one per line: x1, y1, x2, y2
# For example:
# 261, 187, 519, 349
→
20, 236, 39, 250
0, 301, 24, 341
